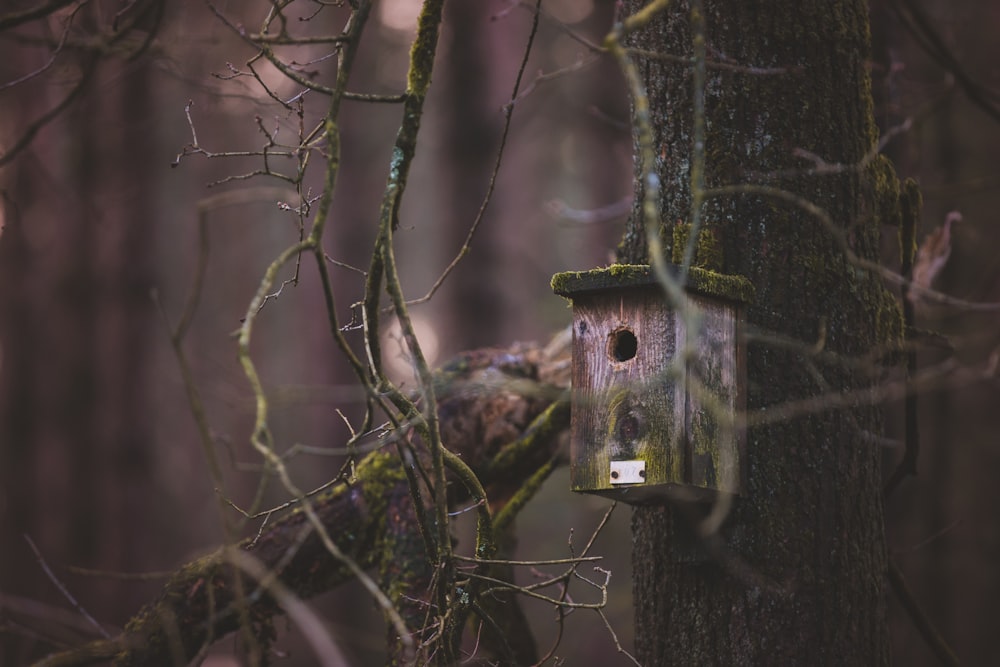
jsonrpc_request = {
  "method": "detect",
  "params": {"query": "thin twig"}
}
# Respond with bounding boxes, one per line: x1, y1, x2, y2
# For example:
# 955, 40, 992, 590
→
888, 560, 961, 666
0, 56, 97, 167
23, 535, 110, 640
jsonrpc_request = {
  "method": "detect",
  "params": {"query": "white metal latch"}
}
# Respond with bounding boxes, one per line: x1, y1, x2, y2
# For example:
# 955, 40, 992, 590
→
609, 460, 646, 485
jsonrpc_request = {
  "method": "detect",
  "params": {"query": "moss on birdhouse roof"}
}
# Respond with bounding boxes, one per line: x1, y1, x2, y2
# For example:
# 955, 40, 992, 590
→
551, 264, 754, 304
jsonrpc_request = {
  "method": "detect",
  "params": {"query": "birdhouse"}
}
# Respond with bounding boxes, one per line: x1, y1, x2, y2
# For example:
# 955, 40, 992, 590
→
551, 264, 753, 504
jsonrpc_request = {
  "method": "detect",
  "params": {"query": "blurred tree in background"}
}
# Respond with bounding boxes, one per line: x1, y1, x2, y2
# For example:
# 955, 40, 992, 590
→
0, 1, 998, 665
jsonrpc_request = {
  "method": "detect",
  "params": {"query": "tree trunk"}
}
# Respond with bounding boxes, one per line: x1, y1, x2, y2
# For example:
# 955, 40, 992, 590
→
0, 38, 158, 664
621, 2, 896, 663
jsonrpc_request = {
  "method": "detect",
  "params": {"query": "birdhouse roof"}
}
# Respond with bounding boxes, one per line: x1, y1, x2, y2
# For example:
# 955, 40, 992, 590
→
551, 264, 754, 304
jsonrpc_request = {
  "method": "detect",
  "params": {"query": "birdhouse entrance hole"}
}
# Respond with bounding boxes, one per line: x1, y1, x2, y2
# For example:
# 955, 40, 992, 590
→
609, 327, 637, 362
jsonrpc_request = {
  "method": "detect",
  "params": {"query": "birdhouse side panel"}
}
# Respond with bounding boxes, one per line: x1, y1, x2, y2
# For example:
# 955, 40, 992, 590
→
568, 289, 682, 495
684, 294, 745, 495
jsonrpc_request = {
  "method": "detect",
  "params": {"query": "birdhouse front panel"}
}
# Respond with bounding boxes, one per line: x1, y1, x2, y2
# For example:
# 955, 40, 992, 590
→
552, 264, 752, 504
568, 287, 685, 502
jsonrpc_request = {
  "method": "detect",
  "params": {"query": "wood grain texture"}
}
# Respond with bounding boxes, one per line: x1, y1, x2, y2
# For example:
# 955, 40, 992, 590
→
566, 284, 744, 503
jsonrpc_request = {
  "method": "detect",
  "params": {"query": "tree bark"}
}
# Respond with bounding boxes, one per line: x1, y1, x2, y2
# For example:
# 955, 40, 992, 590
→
621, 2, 897, 664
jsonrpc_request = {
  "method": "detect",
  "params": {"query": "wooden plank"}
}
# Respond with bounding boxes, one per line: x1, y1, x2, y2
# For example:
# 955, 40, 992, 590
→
569, 288, 680, 494
562, 277, 747, 503
685, 295, 742, 495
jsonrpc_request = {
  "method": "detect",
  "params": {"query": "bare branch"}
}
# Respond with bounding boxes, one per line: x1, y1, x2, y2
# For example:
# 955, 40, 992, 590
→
0, 0, 77, 31
23, 536, 111, 641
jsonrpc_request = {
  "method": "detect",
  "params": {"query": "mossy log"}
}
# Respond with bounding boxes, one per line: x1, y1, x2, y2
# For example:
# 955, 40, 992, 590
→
33, 342, 570, 667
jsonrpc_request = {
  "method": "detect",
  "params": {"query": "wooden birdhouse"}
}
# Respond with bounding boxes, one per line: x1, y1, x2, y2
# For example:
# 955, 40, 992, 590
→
551, 264, 753, 504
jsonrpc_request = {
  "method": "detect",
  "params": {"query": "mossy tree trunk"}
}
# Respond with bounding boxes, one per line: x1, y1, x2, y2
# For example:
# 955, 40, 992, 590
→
621, 1, 897, 664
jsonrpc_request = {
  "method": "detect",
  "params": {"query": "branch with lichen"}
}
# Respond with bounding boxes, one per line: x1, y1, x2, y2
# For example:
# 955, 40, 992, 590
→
20, 2, 593, 664
31, 340, 570, 667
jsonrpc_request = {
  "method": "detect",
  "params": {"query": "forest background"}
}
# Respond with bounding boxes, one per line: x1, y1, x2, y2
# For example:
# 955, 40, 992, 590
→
1, 1, 999, 665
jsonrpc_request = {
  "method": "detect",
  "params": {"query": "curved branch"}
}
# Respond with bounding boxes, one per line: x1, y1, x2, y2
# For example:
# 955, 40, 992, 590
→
0, 57, 97, 167
0, 0, 76, 31
892, 0, 1000, 124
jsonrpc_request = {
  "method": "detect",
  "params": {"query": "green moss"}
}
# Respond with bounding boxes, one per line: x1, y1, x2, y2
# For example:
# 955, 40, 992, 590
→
405, 0, 445, 97
863, 157, 907, 357
552, 263, 754, 304
672, 223, 724, 271
899, 178, 921, 269
868, 154, 901, 228
356, 451, 408, 521
639, 394, 681, 486
486, 400, 566, 476
875, 291, 904, 351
